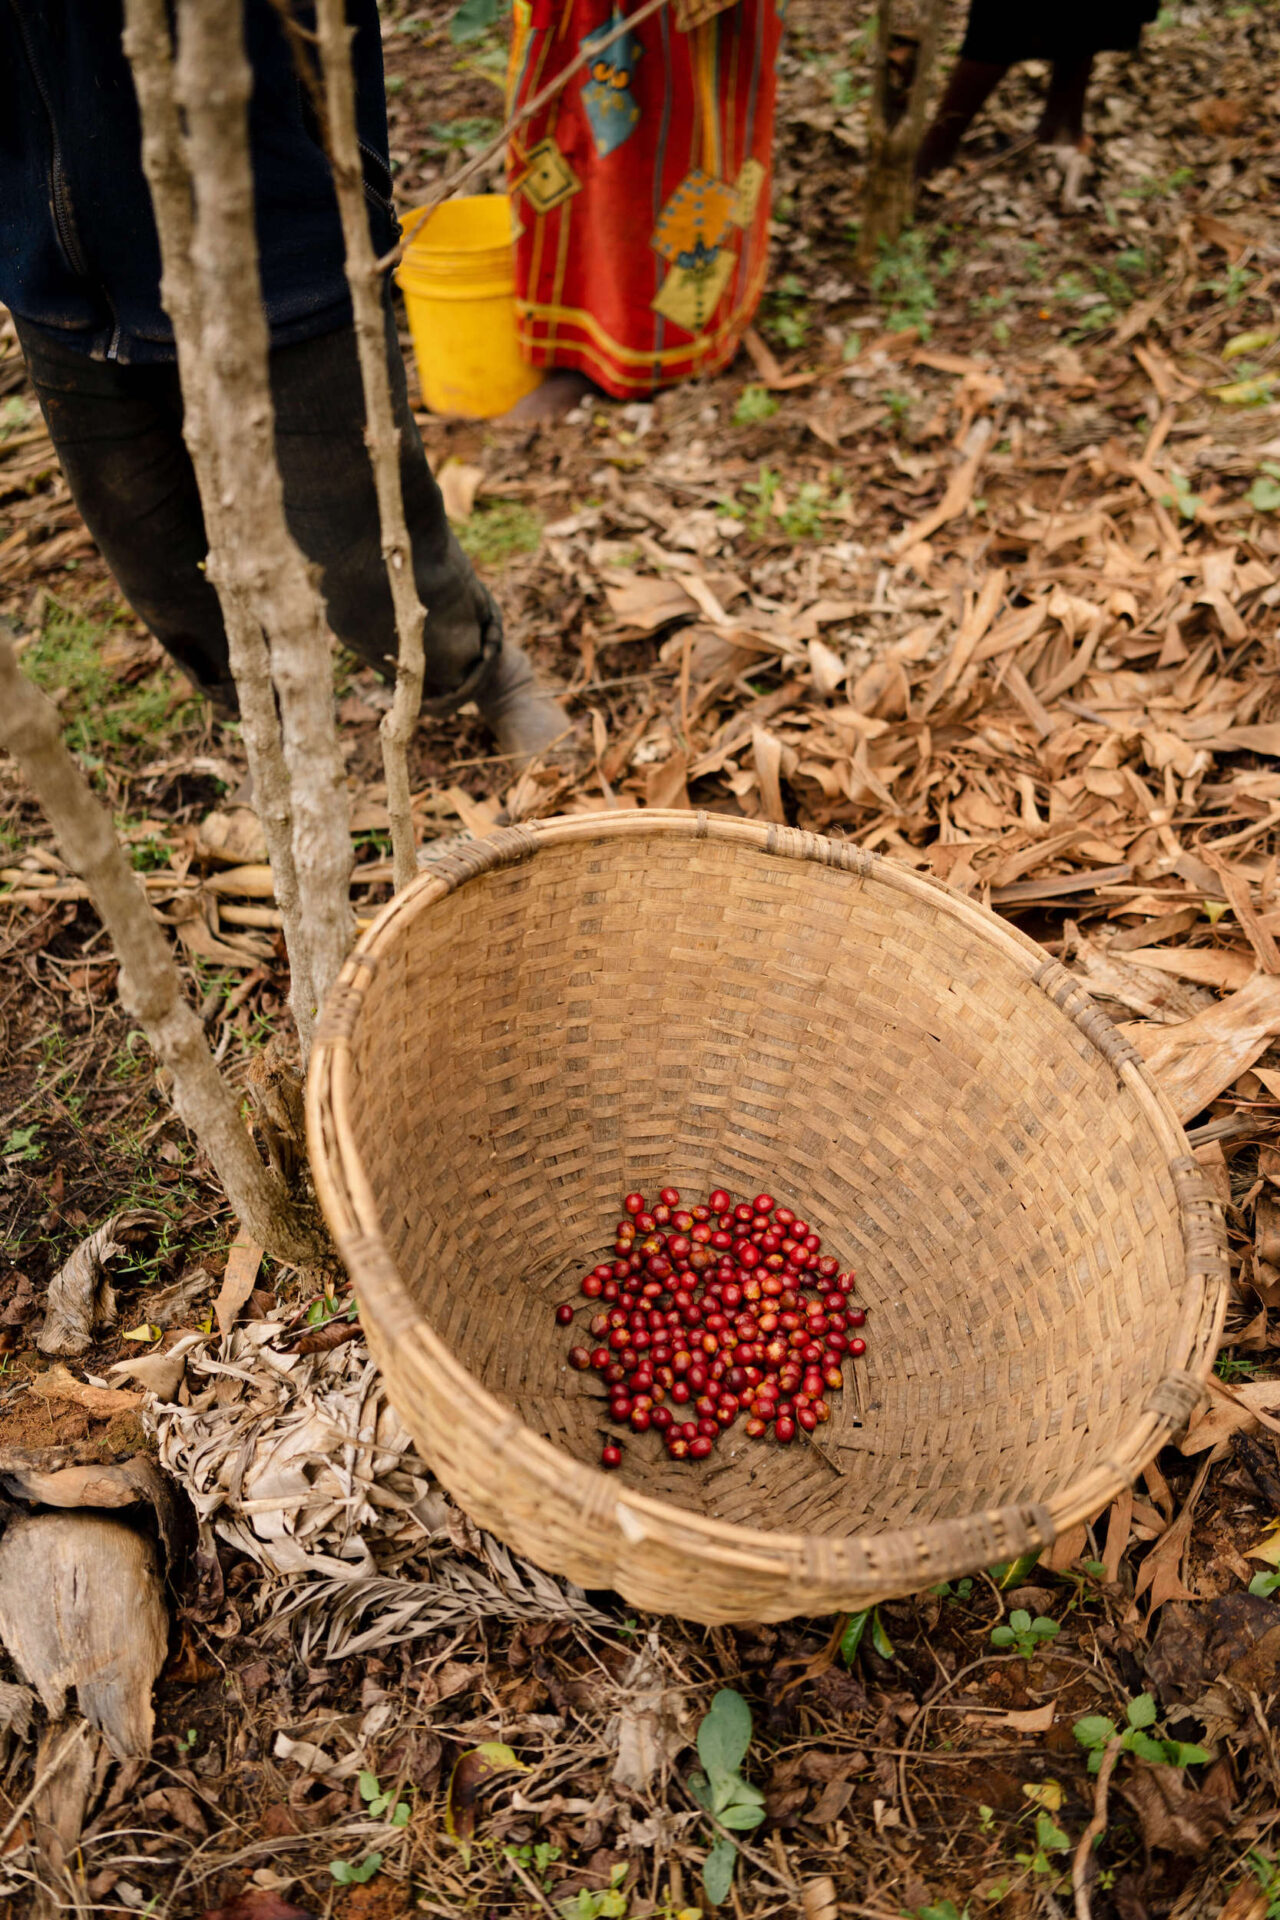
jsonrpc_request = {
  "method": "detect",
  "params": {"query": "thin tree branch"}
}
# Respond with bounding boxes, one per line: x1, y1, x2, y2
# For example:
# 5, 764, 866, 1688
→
1073, 1736, 1124, 1920
0, 632, 323, 1266
316, 0, 425, 893
172, 0, 355, 1040
123, 0, 318, 1046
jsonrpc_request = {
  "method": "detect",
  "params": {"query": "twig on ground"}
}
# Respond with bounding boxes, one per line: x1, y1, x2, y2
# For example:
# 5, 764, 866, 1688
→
1073, 1735, 1124, 1920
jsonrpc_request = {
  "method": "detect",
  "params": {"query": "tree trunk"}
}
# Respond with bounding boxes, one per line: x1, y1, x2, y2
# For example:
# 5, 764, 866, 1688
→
858, 0, 946, 270
125, 0, 356, 1057
122, 0, 318, 1049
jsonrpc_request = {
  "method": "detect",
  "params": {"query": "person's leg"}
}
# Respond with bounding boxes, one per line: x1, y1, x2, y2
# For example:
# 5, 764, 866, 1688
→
269, 302, 568, 757
1036, 55, 1093, 147
915, 58, 1008, 177
14, 320, 238, 711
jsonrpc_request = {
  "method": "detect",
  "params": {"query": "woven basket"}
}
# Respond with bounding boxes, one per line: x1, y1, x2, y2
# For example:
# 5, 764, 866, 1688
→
306, 811, 1227, 1624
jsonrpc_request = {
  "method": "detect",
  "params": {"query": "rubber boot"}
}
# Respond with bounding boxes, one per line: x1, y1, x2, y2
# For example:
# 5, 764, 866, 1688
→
475, 625, 573, 762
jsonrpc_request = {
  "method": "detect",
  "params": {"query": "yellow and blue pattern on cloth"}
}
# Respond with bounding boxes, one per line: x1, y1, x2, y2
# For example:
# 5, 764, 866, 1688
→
580, 8, 644, 157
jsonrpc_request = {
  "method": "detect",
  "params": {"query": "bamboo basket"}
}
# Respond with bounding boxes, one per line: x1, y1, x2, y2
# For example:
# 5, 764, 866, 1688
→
306, 811, 1227, 1624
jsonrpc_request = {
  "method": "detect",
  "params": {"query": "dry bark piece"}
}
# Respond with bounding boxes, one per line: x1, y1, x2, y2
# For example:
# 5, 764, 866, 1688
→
0, 1513, 167, 1759
29, 1366, 144, 1419
36, 1208, 166, 1357
1136, 972, 1280, 1122
0, 1447, 181, 1572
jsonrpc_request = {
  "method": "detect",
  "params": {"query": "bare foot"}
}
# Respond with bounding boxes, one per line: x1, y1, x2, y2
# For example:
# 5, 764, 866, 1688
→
497, 370, 595, 426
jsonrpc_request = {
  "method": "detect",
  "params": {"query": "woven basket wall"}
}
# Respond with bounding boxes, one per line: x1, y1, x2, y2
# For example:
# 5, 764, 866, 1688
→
306, 811, 1227, 1624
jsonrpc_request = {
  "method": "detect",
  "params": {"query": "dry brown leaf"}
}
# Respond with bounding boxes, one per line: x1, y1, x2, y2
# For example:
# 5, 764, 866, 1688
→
37, 1209, 167, 1358
30, 1366, 143, 1419
644, 750, 691, 811
802, 1877, 838, 1920
1139, 971, 1280, 1121
890, 420, 991, 554
752, 726, 786, 824
807, 637, 846, 698
1124, 947, 1255, 991
1119, 1763, 1232, 1858
741, 326, 819, 389
214, 1230, 264, 1339
1132, 1458, 1211, 1620
197, 807, 267, 865
436, 459, 484, 521
605, 577, 699, 631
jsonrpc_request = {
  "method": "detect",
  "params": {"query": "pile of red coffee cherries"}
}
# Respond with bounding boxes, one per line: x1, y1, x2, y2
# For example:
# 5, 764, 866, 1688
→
555, 1186, 865, 1471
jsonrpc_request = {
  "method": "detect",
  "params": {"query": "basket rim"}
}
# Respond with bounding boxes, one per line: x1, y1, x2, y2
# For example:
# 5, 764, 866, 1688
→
305, 809, 1227, 1576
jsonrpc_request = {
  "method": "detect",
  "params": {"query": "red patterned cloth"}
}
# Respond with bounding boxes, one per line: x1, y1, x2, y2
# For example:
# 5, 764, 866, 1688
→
507, 0, 781, 397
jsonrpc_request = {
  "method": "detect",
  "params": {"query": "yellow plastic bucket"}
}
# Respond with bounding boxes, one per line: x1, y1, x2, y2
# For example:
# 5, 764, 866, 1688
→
396, 195, 542, 420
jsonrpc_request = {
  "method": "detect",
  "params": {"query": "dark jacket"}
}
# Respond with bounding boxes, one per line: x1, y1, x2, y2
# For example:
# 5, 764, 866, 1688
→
1, 0, 398, 364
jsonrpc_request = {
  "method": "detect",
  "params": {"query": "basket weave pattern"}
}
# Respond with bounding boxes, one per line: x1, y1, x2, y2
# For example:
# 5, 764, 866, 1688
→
307, 812, 1227, 1622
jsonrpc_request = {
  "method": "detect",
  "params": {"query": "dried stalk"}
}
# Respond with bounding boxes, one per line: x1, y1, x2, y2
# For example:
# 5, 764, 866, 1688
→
0, 633, 323, 1267
858, 0, 946, 267
1073, 1735, 1124, 1920
122, 0, 318, 1045
315, 0, 425, 893
172, 0, 355, 1032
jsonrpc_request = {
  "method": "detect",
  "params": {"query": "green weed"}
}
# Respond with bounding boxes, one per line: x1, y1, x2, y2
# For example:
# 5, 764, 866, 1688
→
764, 273, 810, 351
558, 1866, 629, 1920
1245, 1849, 1280, 1918
455, 502, 543, 565
733, 385, 780, 427
688, 1690, 765, 1906
358, 1767, 411, 1827
1247, 461, 1280, 512
991, 1608, 1059, 1658
1215, 1351, 1258, 1381
841, 1606, 895, 1664
869, 229, 955, 339
504, 1840, 562, 1891
330, 1853, 382, 1886
426, 115, 502, 151
1073, 1691, 1211, 1774
25, 606, 195, 759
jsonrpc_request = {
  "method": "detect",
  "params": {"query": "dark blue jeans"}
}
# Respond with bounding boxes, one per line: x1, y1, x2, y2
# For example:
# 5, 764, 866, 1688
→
16, 311, 498, 715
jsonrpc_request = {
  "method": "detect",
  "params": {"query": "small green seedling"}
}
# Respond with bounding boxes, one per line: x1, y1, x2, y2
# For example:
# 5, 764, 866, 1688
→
330, 1852, 383, 1886
991, 1609, 1059, 1658
1247, 462, 1280, 512
911, 1901, 970, 1920
359, 1769, 411, 1827
688, 1689, 766, 1906
1073, 1691, 1211, 1774
175, 1727, 199, 1753
841, 1606, 895, 1664
1249, 1569, 1280, 1597
2, 1126, 41, 1162
1016, 1809, 1071, 1876
558, 1864, 629, 1920
505, 1840, 562, 1889
1161, 471, 1202, 521
733, 385, 779, 427
930, 1578, 974, 1605
1245, 1849, 1280, 1918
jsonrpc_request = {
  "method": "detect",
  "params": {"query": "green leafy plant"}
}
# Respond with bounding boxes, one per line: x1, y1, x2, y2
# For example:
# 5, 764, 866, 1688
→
449, 0, 508, 40
1247, 461, 1280, 512
358, 1769, 411, 1828
2, 1126, 41, 1162
688, 1689, 765, 1906
733, 385, 779, 427
1216, 1351, 1259, 1382
764, 274, 809, 351
930, 1577, 974, 1605
841, 1607, 896, 1664
1245, 1849, 1280, 1918
558, 1864, 629, 1920
1161, 471, 1202, 521
1016, 1809, 1071, 1876
911, 1901, 969, 1920
1249, 1568, 1280, 1597
1073, 1692, 1211, 1775
427, 115, 503, 152
330, 1852, 383, 1886
455, 501, 543, 565
991, 1609, 1059, 1658
175, 1727, 199, 1752
506, 1840, 562, 1889
869, 229, 955, 339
